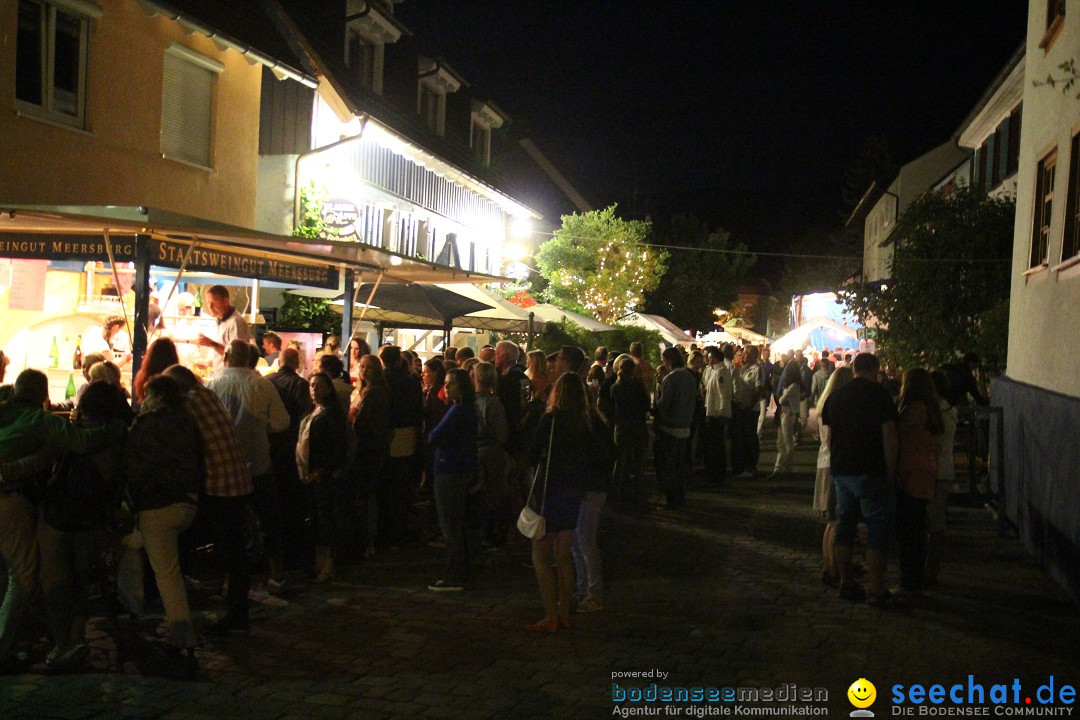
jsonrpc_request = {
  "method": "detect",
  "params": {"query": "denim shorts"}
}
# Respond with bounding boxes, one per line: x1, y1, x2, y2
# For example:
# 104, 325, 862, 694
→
832, 474, 893, 552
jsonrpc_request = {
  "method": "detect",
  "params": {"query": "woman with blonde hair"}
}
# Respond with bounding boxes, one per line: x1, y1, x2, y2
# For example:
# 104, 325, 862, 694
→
524, 373, 602, 631
525, 350, 550, 402
813, 365, 854, 586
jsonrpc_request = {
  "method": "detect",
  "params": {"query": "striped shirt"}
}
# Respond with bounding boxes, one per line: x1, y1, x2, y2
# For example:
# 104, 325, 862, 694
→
183, 385, 252, 497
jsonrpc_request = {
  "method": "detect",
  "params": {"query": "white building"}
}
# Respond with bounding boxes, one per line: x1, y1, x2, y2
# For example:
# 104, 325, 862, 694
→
995, 0, 1080, 601
955, 47, 1025, 199
860, 142, 969, 284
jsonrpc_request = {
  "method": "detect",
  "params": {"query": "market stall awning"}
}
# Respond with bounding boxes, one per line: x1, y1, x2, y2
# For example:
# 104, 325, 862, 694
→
530, 303, 615, 332
726, 326, 769, 344
620, 312, 694, 347
771, 316, 859, 355
0, 206, 507, 286
696, 329, 740, 345
295, 282, 544, 333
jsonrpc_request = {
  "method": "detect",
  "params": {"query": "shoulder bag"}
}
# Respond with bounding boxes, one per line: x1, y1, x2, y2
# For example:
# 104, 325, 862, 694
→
517, 415, 555, 540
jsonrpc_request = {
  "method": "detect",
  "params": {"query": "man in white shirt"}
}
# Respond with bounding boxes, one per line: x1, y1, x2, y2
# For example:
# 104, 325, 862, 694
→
701, 346, 733, 485
206, 341, 290, 589
197, 285, 251, 373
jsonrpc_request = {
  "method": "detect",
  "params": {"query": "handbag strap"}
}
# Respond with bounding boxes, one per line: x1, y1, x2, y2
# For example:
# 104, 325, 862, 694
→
526, 414, 556, 513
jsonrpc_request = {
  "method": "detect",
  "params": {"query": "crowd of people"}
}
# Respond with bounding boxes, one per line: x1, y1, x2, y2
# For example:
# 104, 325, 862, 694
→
0, 284, 988, 678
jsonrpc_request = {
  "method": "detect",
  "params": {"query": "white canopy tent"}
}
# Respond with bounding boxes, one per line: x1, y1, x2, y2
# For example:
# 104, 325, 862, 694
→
770, 315, 859, 355
620, 312, 695, 347
530, 303, 615, 332
696, 329, 740, 345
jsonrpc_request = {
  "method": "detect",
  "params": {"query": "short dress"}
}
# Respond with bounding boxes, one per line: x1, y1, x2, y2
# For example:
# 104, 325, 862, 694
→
812, 431, 835, 521
526, 412, 587, 533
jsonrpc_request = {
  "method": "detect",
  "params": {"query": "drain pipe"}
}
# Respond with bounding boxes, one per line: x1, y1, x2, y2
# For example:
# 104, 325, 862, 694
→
292, 114, 370, 231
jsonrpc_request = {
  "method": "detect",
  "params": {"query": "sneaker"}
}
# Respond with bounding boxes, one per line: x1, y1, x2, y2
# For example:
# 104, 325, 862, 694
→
427, 579, 464, 592
735, 471, 755, 479
45, 643, 89, 672
576, 597, 604, 613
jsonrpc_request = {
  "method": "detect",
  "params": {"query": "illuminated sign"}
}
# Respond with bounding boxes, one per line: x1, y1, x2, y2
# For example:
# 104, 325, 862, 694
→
0, 233, 339, 289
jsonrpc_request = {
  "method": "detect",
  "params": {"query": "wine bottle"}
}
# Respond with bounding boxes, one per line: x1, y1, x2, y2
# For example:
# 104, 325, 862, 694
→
73, 335, 83, 370
65, 372, 77, 401
49, 336, 60, 368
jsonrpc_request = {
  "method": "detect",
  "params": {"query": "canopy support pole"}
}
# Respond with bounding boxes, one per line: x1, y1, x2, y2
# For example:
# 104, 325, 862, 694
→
129, 234, 151, 382
341, 269, 355, 373
527, 311, 535, 350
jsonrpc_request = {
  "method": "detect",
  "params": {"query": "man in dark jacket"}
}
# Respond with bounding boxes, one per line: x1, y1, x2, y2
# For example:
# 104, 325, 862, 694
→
0, 370, 121, 672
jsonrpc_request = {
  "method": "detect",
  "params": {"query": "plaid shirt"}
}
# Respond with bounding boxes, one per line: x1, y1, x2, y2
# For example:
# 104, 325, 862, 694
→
184, 385, 252, 497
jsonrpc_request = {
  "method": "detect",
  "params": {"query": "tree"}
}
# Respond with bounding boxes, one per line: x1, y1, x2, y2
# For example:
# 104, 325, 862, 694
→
774, 226, 861, 305
837, 186, 1015, 373
644, 215, 755, 334
534, 205, 667, 325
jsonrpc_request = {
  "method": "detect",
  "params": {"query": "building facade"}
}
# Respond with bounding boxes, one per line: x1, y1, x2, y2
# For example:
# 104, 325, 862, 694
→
994, 0, 1079, 601
1, 0, 312, 227
861, 141, 970, 284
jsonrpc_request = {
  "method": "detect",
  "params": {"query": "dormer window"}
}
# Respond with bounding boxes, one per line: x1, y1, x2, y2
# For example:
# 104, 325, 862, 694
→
470, 100, 506, 167
344, 0, 402, 95
417, 57, 461, 138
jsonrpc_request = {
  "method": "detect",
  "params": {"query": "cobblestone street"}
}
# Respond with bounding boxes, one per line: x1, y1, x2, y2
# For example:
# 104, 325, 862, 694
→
2, 427, 1078, 720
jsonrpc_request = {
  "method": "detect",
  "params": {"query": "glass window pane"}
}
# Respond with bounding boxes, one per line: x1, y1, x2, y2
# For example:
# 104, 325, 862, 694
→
16, 0, 44, 105
52, 10, 82, 116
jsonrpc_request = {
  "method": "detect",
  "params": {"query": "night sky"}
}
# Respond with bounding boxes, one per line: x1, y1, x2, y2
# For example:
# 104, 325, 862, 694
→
397, 1, 1028, 252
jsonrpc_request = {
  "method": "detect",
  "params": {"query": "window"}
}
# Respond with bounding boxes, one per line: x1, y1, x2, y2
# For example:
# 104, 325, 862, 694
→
1007, 104, 1022, 176
419, 83, 441, 135
1063, 134, 1080, 263
1047, 0, 1065, 29
15, 0, 99, 128
470, 120, 490, 166
160, 44, 222, 168
1031, 149, 1057, 268
346, 31, 376, 92
1041, 0, 1065, 49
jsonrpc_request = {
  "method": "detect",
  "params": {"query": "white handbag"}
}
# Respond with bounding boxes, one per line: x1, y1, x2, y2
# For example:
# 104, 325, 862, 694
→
517, 416, 555, 540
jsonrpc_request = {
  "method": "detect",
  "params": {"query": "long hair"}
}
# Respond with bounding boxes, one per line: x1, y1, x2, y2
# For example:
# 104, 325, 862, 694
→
546, 371, 590, 430
446, 367, 476, 404
899, 367, 944, 435
817, 366, 854, 412
356, 355, 387, 401
134, 338, 179, 402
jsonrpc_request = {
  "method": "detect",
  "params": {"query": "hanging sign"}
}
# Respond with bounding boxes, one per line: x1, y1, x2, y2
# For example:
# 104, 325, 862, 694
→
0, 233, 339, 289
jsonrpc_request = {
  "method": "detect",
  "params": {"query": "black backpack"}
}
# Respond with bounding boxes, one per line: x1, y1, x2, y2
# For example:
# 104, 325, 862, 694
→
43, 451, 120, 533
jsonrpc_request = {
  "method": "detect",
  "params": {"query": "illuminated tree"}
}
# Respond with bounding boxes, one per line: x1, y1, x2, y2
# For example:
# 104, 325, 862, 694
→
534, 205, 667, 325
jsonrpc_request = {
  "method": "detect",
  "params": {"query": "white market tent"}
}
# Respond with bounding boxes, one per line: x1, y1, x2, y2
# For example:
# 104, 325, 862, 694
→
530, 303, 615, 332
696, 329, 740, 345
770, 315, 859, 355
620, 312, 695, 347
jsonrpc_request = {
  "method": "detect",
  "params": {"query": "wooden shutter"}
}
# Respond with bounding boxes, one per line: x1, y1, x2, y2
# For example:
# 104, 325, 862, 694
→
161, 51, 215, 167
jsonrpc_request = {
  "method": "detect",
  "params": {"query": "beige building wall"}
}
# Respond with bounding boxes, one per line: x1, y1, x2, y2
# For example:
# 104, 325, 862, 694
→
0, 0, 261, 228
1006, 2, 1080, 398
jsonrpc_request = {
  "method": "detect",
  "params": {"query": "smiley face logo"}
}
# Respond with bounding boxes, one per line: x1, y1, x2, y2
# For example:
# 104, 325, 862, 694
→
848, 678, 877, 709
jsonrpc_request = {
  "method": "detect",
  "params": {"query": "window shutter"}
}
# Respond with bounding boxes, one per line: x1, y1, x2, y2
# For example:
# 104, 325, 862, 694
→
161, 52, 214, 166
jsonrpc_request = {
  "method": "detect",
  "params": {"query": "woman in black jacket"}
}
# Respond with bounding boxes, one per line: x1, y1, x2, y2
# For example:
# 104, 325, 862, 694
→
524, 373, 601, 632
351, 355, 391, 558
298, 372, 350, 582
124, 376, 204, 676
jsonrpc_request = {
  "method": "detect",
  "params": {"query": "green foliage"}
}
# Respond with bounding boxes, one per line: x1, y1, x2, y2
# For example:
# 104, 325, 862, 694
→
1035, 58, 1080, 98
514, 320, 665, 367
837, 186, 1014, 374
294, 181, 334, 240
278, 294, 339, 334
534, 205, 667, 325
644, 215, 755, 334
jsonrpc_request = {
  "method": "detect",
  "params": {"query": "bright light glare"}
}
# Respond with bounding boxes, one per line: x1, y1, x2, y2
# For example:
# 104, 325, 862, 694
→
505, 243, 528, 262
389, 255, 403, 266
510, 216, 533, 238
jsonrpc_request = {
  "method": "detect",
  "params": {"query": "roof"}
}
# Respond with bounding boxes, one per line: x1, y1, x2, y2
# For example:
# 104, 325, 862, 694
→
954, 43, 1025, 144
137, 0, 315, 87
530, 304, 614, 332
